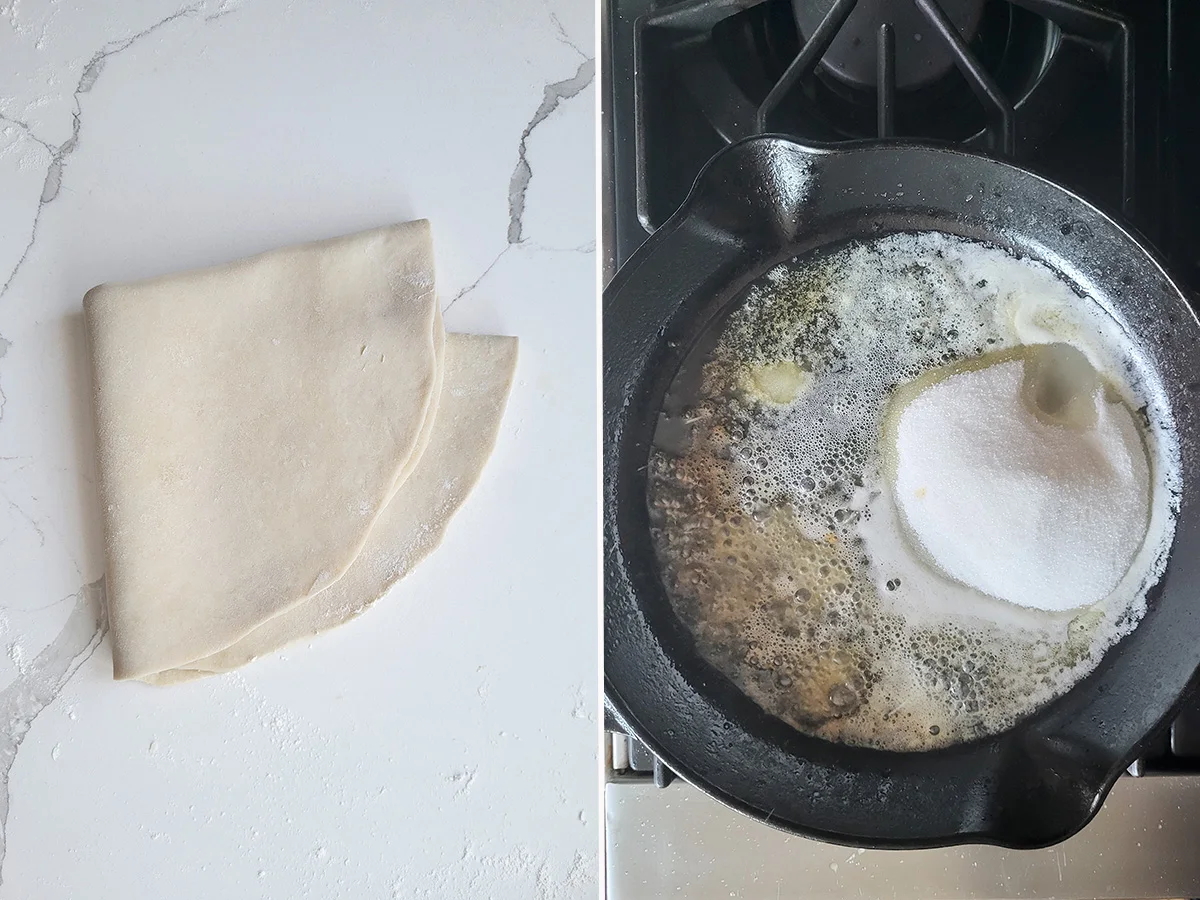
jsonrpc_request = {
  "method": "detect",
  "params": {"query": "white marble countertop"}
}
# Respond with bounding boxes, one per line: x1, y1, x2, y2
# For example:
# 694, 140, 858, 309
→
0, 0, 595, 896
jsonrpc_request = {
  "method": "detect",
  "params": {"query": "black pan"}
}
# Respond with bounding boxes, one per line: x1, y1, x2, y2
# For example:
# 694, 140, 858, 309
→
604, 136, 1200, 849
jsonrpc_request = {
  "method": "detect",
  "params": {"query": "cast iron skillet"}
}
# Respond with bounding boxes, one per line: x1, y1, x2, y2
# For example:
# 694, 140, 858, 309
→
604, 135, 1200, 849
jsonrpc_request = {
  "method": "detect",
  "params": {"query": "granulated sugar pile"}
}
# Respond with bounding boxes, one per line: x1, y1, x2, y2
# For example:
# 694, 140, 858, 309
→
892, 355, 1151, 612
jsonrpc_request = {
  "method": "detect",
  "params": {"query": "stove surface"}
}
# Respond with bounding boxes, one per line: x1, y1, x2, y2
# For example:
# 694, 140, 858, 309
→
606, 776, 1200, 899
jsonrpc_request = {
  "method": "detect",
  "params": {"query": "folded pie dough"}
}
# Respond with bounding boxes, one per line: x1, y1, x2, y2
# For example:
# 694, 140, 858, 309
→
142, 333, 516, 684
84, 221, 514, 682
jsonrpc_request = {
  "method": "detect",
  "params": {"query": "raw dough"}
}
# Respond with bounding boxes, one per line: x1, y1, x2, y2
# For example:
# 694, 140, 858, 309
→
86, 221, 452, 680
143, 333, 517, 683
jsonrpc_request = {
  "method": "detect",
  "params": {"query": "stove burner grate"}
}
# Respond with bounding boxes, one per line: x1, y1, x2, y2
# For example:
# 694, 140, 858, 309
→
636, 0, 1136, 221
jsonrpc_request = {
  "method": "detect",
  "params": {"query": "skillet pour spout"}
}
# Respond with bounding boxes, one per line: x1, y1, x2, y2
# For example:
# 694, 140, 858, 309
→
604, 135, 1200, 849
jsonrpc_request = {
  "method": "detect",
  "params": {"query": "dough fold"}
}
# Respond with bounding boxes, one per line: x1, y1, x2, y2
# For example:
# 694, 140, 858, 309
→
85, 221, 515, 682
142, 334, 516, 684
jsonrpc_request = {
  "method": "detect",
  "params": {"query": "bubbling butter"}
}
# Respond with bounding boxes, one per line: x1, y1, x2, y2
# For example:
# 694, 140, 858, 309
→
647, 231, 1178, 750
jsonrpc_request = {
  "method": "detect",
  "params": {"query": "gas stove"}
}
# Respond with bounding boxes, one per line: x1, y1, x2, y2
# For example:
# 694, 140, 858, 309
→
604, 0, 1198, 278
603, 0, 1200, 895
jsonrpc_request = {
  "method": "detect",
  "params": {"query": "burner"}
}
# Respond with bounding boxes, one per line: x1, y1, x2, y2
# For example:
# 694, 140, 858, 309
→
611, 0, 1186, 284
793, 0, 986, 91
713, 0, 1067, 149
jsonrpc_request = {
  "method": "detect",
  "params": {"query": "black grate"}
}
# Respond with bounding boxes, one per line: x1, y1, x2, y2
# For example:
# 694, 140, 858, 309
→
610, 0, 1195, 293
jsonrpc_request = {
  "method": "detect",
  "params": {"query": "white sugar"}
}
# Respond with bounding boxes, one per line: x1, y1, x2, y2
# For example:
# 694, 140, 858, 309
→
893, 358, 1150, 612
